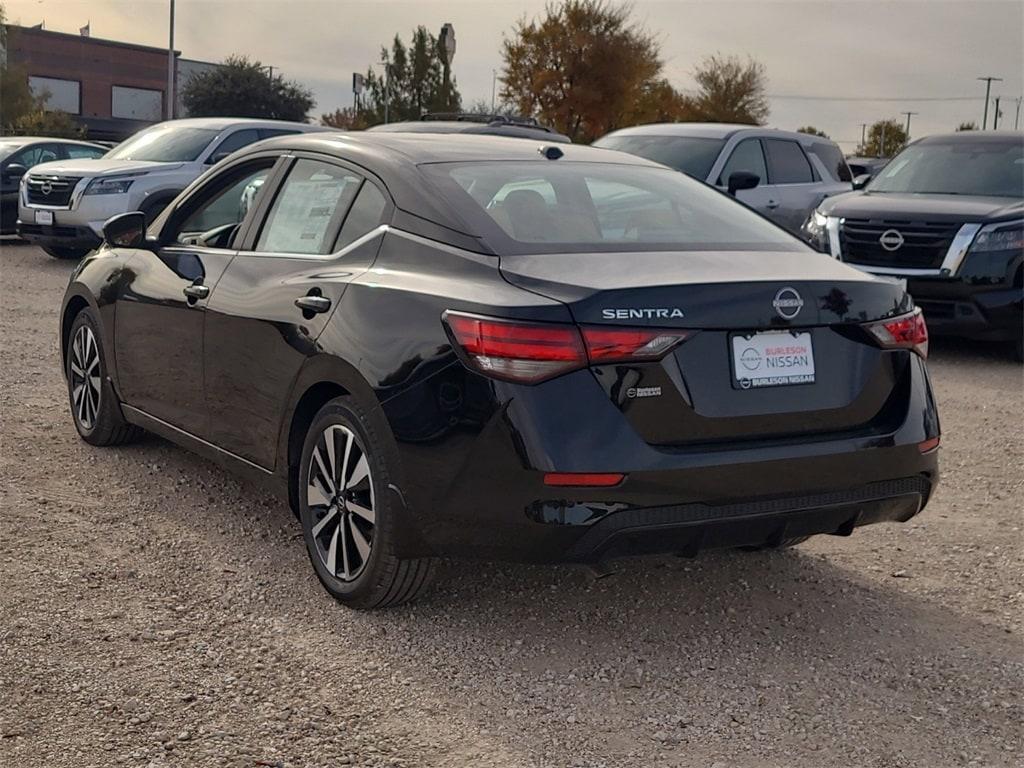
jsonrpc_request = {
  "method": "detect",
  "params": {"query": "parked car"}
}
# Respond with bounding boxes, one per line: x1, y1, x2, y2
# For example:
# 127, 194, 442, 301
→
593, 123, 853, 232
845, 155, 890, 179
60, 132, 939, 608
1, 136, 106, 235
17, 117, 327, 259
368, 113, 570, 143
803, 131, 1023, 359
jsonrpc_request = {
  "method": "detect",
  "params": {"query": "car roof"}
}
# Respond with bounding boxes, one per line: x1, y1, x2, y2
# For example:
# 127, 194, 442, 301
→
599, 122, 836, 144
368, 120, 571, 143
914, 131, 1024, 145
143, 117, 324, 131
0, 136, 104, 147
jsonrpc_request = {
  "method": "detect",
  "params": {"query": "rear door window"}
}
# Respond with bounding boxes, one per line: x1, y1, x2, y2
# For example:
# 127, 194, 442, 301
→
255, 159, 362, 255
717, 139, 768, 186
209, 129, 260, 161
334, 182, 388, 250
764, 139, 815, 184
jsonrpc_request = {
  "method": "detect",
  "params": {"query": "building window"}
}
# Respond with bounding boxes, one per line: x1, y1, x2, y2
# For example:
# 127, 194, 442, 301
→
28, 76, 81, 114
111, 85, 163, 121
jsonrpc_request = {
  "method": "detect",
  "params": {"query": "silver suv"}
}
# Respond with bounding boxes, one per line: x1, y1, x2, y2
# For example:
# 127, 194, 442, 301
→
594, 123, 853, 233
18, 117, 327, 259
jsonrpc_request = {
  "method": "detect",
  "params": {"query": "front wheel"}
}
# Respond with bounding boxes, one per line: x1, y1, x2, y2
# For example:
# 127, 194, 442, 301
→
44, 245, 91, 260
65, 309, 142, 445
299, 396, 436, 609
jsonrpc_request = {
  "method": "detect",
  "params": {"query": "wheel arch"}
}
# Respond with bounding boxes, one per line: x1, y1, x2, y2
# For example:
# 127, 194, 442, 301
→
60, 289, 97, 370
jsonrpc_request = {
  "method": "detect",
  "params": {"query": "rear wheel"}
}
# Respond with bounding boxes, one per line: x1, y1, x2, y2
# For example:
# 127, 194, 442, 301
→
65, 309, 142, 446
298, 396, 436, 609
44, 245, 90, 260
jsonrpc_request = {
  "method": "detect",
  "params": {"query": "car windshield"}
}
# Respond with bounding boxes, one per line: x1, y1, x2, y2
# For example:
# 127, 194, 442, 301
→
421, 160, 802, 255
593, 135, 726, 179
869, 138, 1024, 197
106, 126, 218, 163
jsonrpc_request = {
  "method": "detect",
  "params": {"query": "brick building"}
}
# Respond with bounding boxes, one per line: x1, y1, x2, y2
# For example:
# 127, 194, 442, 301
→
3, 25, 216, 141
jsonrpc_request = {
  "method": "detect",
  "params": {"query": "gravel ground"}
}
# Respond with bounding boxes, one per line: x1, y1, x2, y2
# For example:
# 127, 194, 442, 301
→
1, 240, 1021, 768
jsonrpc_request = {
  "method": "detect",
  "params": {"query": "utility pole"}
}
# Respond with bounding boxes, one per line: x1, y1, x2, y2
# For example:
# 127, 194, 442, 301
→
880, 122, 886, 157
993, 96, 1001, 129
977, 76, 1003, 129
491, 69, 497, 113
166, 0, 175, 120
1014, 96, 1022, 130
860, 123, 867, 149
381, 51, 389, 124
901, 111, 919, 140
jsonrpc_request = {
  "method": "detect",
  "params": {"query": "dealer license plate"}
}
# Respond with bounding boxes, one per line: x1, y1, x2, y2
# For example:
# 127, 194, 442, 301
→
731, 330, 815, 389
35, 210, 54, 226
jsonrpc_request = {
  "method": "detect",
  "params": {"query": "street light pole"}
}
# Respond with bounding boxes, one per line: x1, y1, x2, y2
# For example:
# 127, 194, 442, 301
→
977, 76, 1003, 129
860, 123, 867, 149
491, 69, 497, 113
901, 111, 918, 140
166, 0, 175, 120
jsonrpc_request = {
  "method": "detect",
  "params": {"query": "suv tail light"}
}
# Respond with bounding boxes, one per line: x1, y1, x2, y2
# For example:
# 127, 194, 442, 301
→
864, 308, 929, 358
443, 311, 691, 384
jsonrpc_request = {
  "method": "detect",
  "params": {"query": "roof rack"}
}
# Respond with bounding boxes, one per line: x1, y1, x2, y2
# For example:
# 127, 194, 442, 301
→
419, 112, 553, 132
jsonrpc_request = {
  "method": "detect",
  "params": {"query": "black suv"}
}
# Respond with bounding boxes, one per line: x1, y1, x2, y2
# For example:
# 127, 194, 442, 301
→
803, 132, 1023, 358
367, 113, 571, 143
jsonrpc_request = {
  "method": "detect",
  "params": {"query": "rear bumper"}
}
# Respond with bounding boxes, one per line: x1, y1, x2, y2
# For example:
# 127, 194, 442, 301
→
388, 354, 941, 562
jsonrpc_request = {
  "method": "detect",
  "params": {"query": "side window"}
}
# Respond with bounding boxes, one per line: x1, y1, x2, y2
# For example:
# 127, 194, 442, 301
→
11, 144, 60, 167
259, 128, 299, 140
765, 139, 815, 184
208, 129, 260, 162
717, 139, 768, 186
255, 159, 362, 255
174, 163, 274, 244
335, 182, 388, 250
65, 145, 107, 159
808, 142, 853, 182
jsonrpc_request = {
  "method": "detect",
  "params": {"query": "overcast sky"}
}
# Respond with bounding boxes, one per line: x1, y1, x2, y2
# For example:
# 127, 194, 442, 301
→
6, 0, 1023, 147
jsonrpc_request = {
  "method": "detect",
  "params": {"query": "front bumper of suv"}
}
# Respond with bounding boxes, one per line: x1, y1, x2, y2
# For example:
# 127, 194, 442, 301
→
17, 181, 138, 251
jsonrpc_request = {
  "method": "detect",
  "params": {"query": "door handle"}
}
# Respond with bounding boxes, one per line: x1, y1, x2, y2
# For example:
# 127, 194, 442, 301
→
183, 283, 210, 301
295, 294, 332, 314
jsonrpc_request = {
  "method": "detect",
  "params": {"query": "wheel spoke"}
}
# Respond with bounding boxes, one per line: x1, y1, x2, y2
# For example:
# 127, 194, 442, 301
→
311, 504, 339, 536
312, 446, 335, 495
339, 514, 351, 579
339, 429, 353, 491
350, 517, 371, 563
70, 360, 84, 377
347, 455, 369, 490
326, 524, 340, 576
347, 500, 375, 525
324, 429, 337, 488
307, 478, 332, 509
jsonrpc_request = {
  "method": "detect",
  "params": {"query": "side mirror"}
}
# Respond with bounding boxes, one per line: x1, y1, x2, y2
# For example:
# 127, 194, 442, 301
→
207, 151, 232, 165
727, 171, 760, 196
853, 173, 872, 190
103, 211, 148, 248
4, 163, 27, 181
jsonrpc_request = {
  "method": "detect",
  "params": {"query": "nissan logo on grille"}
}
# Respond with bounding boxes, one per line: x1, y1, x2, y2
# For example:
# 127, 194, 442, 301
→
772, 287, 804, 320
39, 180, 53, 195
879, 229, 905, 251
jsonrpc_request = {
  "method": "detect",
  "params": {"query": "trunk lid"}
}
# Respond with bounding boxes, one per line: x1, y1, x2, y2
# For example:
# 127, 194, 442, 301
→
499, 250, 914, 446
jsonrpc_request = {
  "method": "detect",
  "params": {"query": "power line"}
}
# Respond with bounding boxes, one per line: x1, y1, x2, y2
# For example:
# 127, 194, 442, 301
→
766, 94, 984, 102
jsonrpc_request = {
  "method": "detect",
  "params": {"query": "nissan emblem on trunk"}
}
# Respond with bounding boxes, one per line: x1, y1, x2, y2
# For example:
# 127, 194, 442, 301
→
772, 287, 804, 320
879, 229, 905, 251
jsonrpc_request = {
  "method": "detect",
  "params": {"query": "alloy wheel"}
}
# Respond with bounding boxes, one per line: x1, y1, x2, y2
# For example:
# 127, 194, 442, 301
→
70, 325, 102, 430
307, 424, 376, 582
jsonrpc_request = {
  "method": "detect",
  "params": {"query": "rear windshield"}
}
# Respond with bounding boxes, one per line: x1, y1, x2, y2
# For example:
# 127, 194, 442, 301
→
808, 141, 853, 182
869, 138, 1024, 197
106, 125, 218, 163
421, 161, 803, 255
593, 135, 725, 179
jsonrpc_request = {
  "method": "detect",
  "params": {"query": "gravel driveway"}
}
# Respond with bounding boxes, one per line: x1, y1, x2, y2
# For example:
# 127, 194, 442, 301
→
1, 241, 1021, 768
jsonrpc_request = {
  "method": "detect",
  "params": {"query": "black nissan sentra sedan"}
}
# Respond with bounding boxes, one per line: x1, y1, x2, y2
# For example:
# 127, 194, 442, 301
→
60, 133, 940, 608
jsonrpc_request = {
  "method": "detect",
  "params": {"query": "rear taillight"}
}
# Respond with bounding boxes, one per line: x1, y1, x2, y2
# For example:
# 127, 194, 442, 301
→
864, 308, 929, 358
443, 311, 690, 383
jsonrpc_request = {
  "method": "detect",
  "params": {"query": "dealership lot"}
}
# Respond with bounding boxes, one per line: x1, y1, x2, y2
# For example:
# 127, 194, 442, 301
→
0, 241, 1021, 767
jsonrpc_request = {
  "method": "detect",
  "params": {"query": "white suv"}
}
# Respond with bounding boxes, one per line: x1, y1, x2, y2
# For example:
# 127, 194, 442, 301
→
18, 117, 327, 259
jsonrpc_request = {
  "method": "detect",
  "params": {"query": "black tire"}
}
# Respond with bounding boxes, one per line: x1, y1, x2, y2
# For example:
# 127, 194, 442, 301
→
298, 396, 436, 609
1014, 337, 1023, 363
44, 245, 91, 260
65, 309, 142, 446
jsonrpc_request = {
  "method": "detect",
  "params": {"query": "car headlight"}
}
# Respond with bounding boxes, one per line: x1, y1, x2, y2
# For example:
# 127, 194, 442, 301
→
801, 209, 834, 255
968, 222, 1023, 254
84, 177, 136, 195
